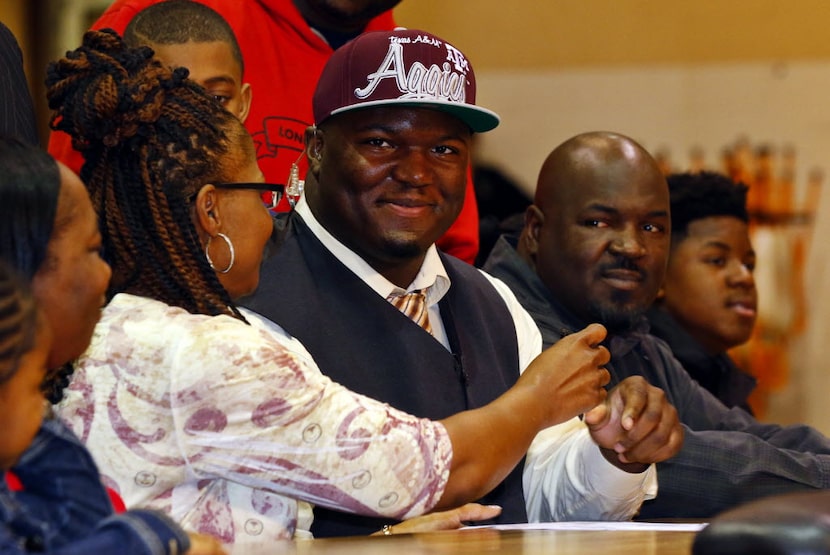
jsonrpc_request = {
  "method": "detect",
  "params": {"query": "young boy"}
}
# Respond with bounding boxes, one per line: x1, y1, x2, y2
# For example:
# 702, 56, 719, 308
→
647, 171, 758, 413
122, 1, 287, 207
122, 0, 251, 124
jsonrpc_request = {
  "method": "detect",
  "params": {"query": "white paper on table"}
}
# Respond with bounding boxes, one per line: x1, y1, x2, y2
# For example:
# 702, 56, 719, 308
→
462, 521, 708, 532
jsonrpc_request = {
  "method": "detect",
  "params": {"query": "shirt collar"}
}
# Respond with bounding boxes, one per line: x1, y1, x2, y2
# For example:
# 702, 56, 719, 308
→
294, 194, 451, 306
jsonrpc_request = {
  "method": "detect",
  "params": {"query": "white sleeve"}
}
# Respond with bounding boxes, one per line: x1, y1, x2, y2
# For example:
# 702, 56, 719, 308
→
477, 270, 657, 521
476, 270, 542, 371
523, 419, 657, 521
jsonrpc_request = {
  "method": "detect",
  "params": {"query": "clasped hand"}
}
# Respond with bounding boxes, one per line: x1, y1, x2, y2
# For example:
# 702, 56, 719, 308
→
585, 375, 683, 472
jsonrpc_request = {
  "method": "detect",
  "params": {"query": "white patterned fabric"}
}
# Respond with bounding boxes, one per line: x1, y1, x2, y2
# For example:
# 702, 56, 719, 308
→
55, 294, 452, 547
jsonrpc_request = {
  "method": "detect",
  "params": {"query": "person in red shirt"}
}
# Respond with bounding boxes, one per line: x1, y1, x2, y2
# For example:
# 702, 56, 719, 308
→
47, 0, 481, 263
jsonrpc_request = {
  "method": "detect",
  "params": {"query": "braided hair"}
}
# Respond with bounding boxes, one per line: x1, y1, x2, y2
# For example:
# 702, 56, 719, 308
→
0, 260, 37, 386
46, 29, 251, 320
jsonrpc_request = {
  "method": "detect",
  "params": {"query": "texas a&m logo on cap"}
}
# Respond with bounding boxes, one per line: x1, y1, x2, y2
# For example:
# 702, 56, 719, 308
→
313, 28, 500, 133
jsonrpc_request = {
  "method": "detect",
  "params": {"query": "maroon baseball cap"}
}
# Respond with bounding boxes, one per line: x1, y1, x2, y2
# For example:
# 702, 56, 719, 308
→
312, 27, 500, 133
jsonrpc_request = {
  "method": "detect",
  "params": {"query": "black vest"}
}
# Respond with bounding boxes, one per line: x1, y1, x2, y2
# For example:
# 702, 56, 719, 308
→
242, 215, 527, 537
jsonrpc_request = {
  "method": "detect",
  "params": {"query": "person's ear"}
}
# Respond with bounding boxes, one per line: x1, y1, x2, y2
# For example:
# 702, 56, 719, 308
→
305, 125, 323, 175
522, 204, 545, 257
237, 82, 252, 123
655, 282, 667, 302
193, 185, 223, 238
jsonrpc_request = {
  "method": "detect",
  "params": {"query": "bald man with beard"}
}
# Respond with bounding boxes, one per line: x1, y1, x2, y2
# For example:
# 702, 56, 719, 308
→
483, 131, 830, 519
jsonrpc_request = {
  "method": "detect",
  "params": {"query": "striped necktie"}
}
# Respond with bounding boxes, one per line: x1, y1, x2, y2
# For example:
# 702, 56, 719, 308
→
387, 289, 432, 335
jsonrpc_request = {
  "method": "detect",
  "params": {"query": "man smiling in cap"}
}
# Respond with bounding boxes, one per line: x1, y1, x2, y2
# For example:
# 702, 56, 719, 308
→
243, 28, 682, 537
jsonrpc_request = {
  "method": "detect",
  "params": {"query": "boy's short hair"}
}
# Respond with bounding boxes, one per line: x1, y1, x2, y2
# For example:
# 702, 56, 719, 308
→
124, 0, 244, 73
667, 171, 750, 243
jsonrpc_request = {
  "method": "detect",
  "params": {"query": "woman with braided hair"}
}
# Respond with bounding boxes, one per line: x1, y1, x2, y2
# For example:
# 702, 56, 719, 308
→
47, 29, 262, 318
47, 29, 619, 547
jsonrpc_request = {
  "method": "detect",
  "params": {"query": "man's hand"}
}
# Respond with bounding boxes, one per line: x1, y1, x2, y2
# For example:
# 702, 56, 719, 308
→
584, 376, 683, 472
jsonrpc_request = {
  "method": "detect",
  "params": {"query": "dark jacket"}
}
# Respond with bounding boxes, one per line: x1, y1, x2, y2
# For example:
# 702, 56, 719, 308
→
646, 306, 756, 414
483, 234, 830, 518
1, 418, 189, 554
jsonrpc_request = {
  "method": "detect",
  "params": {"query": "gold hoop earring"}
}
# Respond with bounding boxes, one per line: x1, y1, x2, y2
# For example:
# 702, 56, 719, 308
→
205, 232, 235, 274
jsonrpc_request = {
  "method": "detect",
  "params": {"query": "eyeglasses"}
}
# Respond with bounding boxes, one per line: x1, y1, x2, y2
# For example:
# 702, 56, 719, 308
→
214, 182, 285, 210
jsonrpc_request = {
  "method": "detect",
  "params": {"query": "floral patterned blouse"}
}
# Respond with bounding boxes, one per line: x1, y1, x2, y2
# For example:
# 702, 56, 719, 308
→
56, 294, 452, 547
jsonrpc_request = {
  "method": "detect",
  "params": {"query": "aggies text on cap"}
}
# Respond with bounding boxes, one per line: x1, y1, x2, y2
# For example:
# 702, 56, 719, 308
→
312, 27, 500, 133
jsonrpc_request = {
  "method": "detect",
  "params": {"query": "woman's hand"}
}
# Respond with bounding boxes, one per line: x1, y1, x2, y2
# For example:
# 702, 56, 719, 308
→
186, 532, 227, 554
371, 503, 502, 535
